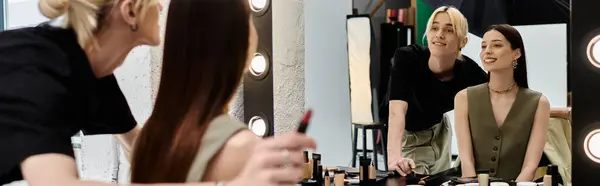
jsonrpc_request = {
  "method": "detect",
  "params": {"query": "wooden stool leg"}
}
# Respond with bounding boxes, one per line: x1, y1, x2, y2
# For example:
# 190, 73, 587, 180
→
352, 126, 358, 167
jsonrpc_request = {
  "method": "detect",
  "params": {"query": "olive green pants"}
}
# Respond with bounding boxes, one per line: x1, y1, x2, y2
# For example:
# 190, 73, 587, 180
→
402, 115, 452, 175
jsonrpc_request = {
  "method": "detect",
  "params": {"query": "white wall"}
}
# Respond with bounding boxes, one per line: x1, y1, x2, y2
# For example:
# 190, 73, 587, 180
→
304, 0, 354, 167
272, 0, 306, 135
5, 0, 47, 29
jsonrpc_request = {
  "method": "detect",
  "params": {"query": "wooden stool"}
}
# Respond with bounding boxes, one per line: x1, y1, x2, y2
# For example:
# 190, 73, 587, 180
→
351, 122, 388, 171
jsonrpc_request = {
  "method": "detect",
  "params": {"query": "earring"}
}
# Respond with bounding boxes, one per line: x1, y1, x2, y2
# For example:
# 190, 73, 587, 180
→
513, 61, 518, 69
130, 24, 138, 32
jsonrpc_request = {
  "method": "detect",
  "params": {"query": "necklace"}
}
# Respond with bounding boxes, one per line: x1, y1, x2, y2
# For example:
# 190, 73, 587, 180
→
489, 83, 517, 94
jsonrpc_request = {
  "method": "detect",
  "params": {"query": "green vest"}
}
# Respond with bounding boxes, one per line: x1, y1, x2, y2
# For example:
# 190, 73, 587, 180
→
467, 83, 542, 181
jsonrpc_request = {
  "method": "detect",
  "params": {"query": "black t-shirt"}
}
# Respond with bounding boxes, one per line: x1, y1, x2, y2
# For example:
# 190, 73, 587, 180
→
0, 23, 137, 184
389, 45, 488, 131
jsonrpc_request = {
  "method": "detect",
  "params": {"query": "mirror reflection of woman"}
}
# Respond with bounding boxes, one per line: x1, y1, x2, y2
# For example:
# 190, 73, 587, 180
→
454, 24, 550, 182
387, 6, 488, 176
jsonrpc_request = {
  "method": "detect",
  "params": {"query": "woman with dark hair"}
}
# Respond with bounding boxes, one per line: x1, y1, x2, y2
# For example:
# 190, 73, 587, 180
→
453, 24, 550, 181
129, 0, 314, 185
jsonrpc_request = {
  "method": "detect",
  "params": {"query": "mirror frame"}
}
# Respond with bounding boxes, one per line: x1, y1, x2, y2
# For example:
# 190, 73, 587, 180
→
0, 0, 5, 31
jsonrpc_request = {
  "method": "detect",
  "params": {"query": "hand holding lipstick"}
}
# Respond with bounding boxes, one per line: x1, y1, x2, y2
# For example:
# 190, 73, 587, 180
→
227, 110, 317, 186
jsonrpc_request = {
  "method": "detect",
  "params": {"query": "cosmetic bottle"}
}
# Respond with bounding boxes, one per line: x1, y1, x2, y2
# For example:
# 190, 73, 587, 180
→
334, 170, 345, 186
316, 165, 323, 184
477, 170, 490, 186
323, 167, 331, 186
368, 159, 376, 181
544, 164, 558, 186
302, 151, 311, 179
312, 153, 321, 179
359, 157, 371, 184
308, 160, 313, 178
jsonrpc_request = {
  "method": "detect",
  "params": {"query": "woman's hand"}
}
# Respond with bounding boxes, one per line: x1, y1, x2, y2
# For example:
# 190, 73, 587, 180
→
387, 158, 415, 176
227, 132, 317, 186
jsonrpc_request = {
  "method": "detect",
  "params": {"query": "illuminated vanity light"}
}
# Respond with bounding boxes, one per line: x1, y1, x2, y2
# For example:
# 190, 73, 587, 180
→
250, 53, 267, 76
248, 116, 267, 137
249, 0, 268, 12
586, 35, 600, 68
584, 129, 600, 163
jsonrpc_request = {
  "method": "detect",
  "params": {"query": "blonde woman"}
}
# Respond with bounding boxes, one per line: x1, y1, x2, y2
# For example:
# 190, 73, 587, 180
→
0, 0, 315, 185
387, 6, 487, 176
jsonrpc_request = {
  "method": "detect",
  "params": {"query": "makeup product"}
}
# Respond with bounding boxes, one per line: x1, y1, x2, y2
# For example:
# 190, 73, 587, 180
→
324, 168, 331, 186
368, 159, 376, 181
385, 9, 391, 23
316, 165, 323, 184
544, 164, 558, 186
312, 153, 321, 179
303, 151, 311, 179
296, 109, 313, 134
477, 170, 490, 186
398, 8, 405, 23
389, 9, 397, 23
308, 158, 314, 179
334, 170, 345, 186
359, 157, 371, 182
516, 182, 537, 186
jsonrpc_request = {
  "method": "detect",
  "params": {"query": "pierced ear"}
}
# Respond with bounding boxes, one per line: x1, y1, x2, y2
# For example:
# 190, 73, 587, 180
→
514, 48, 522, 60
119, 0, 137, 26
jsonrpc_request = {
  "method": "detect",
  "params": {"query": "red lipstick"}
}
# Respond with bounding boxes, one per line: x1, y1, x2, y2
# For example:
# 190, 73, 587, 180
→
296, 109, 313, 133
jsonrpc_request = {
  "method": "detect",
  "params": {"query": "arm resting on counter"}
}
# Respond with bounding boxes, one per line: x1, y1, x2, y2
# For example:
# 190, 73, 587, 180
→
114, 124, 141, 158
516, 95, 550, 182
453, 89, 476, 177
550, 107, 571, 120
387, 100, 408, 162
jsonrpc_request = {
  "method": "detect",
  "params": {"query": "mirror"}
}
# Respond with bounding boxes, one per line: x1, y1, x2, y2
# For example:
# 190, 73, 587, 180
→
348, 0, 571, 184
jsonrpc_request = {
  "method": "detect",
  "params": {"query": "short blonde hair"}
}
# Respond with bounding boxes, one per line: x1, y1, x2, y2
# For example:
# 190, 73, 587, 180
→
38, 0, 158, 50
424, 6, 469, 60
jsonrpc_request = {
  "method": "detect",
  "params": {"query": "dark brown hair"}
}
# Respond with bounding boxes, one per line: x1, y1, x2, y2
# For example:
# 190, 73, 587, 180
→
485, 24, 529, 88
130, 0, 251, 182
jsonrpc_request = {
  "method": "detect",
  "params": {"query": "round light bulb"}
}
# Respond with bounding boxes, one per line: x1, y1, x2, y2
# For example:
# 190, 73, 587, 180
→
584, 129, 600, 163
250, 54, 267, 76
249, 0, 267, 12
249, 116, 267, 137
586, 35, 600, 68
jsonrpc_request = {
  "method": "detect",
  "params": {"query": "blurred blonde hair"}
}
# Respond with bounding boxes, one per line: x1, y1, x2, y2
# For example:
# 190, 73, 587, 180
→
38, 0, 159, 50
424, 6, 469, 60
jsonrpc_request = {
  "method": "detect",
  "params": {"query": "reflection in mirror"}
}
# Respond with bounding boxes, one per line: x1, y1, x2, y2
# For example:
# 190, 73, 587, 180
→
349, 1, 571, 185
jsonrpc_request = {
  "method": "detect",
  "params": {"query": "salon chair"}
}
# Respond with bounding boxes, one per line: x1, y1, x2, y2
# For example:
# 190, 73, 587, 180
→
346, 13, 388, 171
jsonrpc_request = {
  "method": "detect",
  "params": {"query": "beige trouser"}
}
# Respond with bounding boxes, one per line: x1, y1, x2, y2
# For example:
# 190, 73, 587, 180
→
402, 114, 452, 175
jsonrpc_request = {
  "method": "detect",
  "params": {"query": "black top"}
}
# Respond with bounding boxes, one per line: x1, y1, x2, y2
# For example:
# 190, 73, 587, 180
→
389, 45, 488, 131
0, 23, 137, 184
